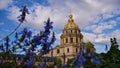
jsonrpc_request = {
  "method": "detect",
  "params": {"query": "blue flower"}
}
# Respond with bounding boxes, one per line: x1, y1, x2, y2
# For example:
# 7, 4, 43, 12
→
24, 39, 28, 43
75, 65, 82, 68
19, 5, 29, 14
33, 35, 39, 41
16, 59, 21, 64
20, 54, 25, 58
0, 60, 3, 65
0, 44, 4, 51
73, 58, 77, 63
50, 32, 56, 44
20, 28, 28, 35
91, 58, 100, 65
24, 60, 34, 66
27, 31, 32, 38
40, 31, 43, 35
18, 5, 29, 22
88, 51, 94, 57
62, 53, 67, 60
29, 52, 36, 58
78, 57, 86, 63
37, 64, 43, 68
76, 52, 80, 57
15, 32, 18, 39
23, 47, 27, 52
62, 63, 66, 68
54, 65, 57, 68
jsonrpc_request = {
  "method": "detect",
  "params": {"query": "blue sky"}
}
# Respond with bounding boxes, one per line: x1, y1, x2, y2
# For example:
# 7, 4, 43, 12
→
0, 0, 120, 53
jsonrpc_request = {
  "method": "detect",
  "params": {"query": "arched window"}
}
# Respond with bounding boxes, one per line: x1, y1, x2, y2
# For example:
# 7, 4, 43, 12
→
76, 38, 78, 43
67, 48, 69, 53
57, 49, 60, 54
70, 38, 73, 43
66, 31, 68, 34
71, 30, 72, 33
66, 38, 68, 43
76, 48, 78, 52
75, 30, 77, 34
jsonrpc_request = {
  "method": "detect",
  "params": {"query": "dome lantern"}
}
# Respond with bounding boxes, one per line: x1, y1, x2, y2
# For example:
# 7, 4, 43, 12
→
64, 12, 79, 30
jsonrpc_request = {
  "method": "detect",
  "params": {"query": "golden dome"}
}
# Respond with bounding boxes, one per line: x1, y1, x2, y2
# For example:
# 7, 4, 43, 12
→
64, 12, 79, 30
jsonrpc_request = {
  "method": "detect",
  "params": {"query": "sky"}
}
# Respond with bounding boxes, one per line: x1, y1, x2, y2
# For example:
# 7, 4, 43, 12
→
0, 0, 120, 53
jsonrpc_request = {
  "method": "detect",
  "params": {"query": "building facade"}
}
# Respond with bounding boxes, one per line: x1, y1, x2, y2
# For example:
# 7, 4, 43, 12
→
45, 12, 95, 62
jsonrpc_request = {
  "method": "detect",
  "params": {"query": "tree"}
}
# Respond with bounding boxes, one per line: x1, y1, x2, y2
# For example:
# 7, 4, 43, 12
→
99, 37, 120, 67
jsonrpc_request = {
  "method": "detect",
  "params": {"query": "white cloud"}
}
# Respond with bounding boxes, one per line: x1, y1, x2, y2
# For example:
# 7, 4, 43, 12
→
85, 20, 117, 33
7, 6, 20, 21
0, 0, 13, 10
82, 29, 120, 45
116, 17, 120, 21
7, 0, 120, 30
5, 0, 120, 46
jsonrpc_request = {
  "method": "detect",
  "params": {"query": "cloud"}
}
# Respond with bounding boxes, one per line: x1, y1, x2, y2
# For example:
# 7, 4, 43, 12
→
116, 17, 120, 21
82, 29, 120, 45
7, 0, 120, 29
4, 0, 120, 46
7, 6, 20, 22
85, 20, 117, 33
0, 0, 13, 10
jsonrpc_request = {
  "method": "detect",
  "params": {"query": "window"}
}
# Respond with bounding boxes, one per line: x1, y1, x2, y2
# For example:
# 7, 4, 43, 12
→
67, 48, 69, 53
75, 30, 77, 34
76, 48, 78, 52
77, 30, 80, 34
66, 38, 68, 43
57, 49, 60, 54
76, 38, 78, 43
66, 31, 68, 34
70, 38, 73, 43
71, 30, 72, 33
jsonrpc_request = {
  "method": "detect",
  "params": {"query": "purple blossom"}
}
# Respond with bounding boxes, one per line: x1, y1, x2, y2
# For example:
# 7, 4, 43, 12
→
37, 64, 43, 68
24, 39, 28, 43
0, 60, 3, 65
40, 31, 43, 35
91, 58, 100, 65
27, 31, 32, 38
62, 53, 67, 60
24, 60, 34, 66
15, 32, 18, 39
0, 44, 4, 51
78, 57, 86, 63
62, 63, 66, 68
87, 51, 94, 58
23, 47, 27, 52
20, 54, 25, 58
75, 65, 82, 68
18, 5, 29, 22
20, 28, 28, 35
33, 34, 39, 41
29, 52, 36, 58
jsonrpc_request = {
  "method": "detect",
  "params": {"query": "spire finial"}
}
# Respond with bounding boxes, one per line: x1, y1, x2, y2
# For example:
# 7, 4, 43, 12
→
68, 9, 73, 22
